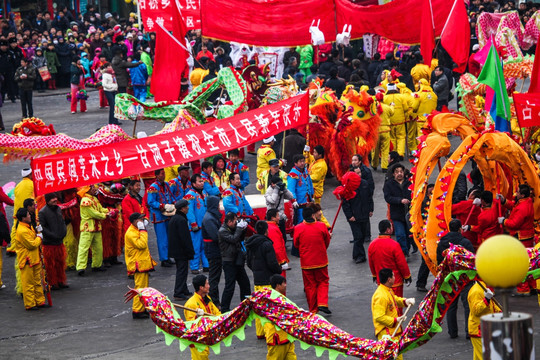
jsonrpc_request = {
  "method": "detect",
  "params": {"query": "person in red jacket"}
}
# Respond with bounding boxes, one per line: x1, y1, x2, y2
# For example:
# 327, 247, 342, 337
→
499, 184, 535, 295
368, 220, 411, 299
462, 191, 502, 245
451, 189, 481, 250
121, 179, 149, 235
266, 209, 289, 281
293, 206, 331, 314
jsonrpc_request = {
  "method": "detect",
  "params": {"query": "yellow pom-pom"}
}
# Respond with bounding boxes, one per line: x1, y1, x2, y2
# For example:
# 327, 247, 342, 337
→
476, 235, 529, 288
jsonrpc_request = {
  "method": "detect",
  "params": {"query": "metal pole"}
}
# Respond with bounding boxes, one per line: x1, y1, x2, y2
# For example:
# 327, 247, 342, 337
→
481, 312, 534, 359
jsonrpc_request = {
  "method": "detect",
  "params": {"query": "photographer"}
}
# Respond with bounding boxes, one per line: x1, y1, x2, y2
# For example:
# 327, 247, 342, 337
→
265, 176, 298, 239
218, 212, 251, 312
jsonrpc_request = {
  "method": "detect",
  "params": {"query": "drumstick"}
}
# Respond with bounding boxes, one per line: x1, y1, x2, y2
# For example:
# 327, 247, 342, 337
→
475, 281, 503, 310
391, 303, 412, 337
172, 302, 212, 316
464, 203, 476, 225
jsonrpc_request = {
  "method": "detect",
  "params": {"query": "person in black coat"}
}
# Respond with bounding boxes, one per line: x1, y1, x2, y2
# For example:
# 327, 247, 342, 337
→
383, 163, 413, 256
55, 37, 73, 87
436, 219, 474, 339
245, 221, 282, 286
202, 196, 222, 306
218, 212, 250, 312
351, 154, 374, 242
343, 167, 374, 264
168, 199, 195, 300
282, 128, 306, 172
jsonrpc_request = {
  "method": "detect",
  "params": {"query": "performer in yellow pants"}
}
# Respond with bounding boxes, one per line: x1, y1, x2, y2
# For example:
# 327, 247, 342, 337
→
384, 84, 412, 157
254, 284, 272, 338
76, 231, 104, 271
371, 102, 393, 172
468, 280, 501, 360
266, 274, 297, 360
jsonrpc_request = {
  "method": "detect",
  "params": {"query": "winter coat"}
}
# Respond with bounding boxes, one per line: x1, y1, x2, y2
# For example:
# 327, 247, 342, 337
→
125, 225, 157, 274
433, 74, 449, 102
436, 231, 474, 265
202, 196, 222, 260
31, 55, 47, 69
343, 181, 374, 222
129, 61, 148, 86
38, 204, 67, 246
0, 49, 15, 74
283, 129, 306, 172
245, 233, 282, 286
70, 63, 84, 85
14, 65, 36, 90
218, 223, 245, 262
55, 42, 73, 74
168, 211, 195, 261
80, 56, 92, 78
383, 177, 412, 222
101, 45, 114, 62
111, 55, 140, 87
264, 184, 295, 217
102, 72, 118, 92
44, 50, 60, 74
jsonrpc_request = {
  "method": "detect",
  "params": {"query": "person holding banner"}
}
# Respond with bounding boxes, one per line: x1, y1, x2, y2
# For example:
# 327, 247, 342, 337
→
257, 136, 284, 179
184, 174, 209, 275
147, 169, 175, 268
226, 149, 250, 190
201, 161, 221, 197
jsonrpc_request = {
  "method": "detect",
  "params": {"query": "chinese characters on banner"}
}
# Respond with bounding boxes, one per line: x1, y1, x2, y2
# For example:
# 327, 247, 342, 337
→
31, 93, 309, 196
513, 93, 540, 128
139, 0, 201, 31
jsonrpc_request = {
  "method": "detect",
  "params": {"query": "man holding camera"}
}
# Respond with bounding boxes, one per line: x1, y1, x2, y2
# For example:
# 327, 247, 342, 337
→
256, 158, 288, 195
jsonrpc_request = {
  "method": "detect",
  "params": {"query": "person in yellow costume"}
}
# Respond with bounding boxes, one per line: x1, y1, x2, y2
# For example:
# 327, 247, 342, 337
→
371, 268, 415, 360
265, 274, 297, 360
164, 165, 178, 183
468, 280, 501, 360
384, 83, 412, 157
184, 274, 221, 360
189, 62, 209, 88
412, 79, 437, 138
257, 159, 288, 195
125, 212, 157, 319
15, 208, 48, 310
410, 58, 431, 90
76, 185, 110, 276
8, 168, 35, 254
397, 83, 417, 153
257, 136, 284, 178
372, 94, 394, 172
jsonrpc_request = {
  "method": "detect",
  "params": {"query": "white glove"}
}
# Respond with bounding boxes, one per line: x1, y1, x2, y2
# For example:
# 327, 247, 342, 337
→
281, 159, 287, 167
281, 263, 289, 271
397, 314, 407, 323
303, 145, 310, 152
196, 308, 204, 317
143, 219, 149, 227
36, 233, 43, 239
472, 198, 482, 206
292, 201, 299, 209
405, 298, 416, 307
137, 221, 145, 230
498, 217, 505, 224
237, 220, 248, 229
164, 204, 175, 212
36, 224, 43, 232
496, 194, 505, 203
461, 225, 470, 232
484, 289, 494, 300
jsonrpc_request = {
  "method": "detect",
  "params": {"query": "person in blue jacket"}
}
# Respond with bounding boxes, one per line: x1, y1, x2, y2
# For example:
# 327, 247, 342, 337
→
146, 169, 175, 267
226, 149, 250, 190
201, 161, 221, 197
80, 52, 92, 79
169, 165, 192, 201
129, 53, 148, 101
183, 174, 209, 274
287, 154, 314, 223
222, 173, 253, 217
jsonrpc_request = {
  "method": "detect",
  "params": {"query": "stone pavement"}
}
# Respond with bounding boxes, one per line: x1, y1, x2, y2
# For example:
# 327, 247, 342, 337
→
0, 91, 539, 360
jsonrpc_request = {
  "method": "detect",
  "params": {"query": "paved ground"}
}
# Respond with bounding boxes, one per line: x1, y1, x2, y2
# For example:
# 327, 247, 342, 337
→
0, 90, 539, 360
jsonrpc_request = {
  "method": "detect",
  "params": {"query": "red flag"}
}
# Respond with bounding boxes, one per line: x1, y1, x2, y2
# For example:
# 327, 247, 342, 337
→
440, 0, 470, 73
528, 36, 540, 93
150, 23, 188, 102
420, 0, 435, 65
172, 0, 188, 42
513, 93, 540, 128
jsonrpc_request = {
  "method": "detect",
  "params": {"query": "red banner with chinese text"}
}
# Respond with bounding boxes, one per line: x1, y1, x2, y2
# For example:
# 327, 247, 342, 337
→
140, 0, 201, 31
31, 94, 308, 196
513, 93, 540, 128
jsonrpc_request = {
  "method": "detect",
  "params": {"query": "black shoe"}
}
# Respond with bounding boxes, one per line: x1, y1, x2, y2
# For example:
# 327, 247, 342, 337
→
92, 267, 107, 272
111, 258, 123, 265
128, 274, 134, 279
355, 258, 366, 264
417, 287, 428, 292
167, 259, 176, 264
51, 285, 60, 291
183, 291, 193, 296
38, 303, 51, 308
449, 334, 458, 339
78, 270, 85, 277
191, 269, 200, 274
382, 169, 387, 173
412, 247, 418, 254
318, 306, 332, 314
59, 283, 70, 289
26, 306, 39, 311
161, 261, 173, 268
174, 295, 189, 301
132, 311, 150, 319
203, 267, 209, 272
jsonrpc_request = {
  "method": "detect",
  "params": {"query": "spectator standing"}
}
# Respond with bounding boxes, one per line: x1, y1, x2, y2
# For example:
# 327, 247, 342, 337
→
101, 62, 120, 125
168, 199, 195, 300
202, 195, 223, 307
432, 66, 449, 111
111, 49, 140, 93
218, 212, 251, 312
325, 68, 346, 97
55, 36, 73, 87
44, 42, 60, 90
38, 192, 68, 290
129, 53, 148, 101
121, 179, 149, 235
14, 58, 36, 118
31, 47, 47, 92
69, 56, 87, 114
